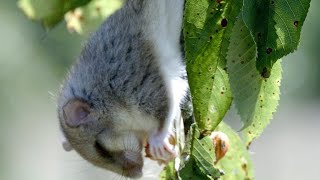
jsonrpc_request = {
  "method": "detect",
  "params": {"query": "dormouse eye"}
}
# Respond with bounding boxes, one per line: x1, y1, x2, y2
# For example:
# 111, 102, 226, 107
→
94, 140, 114, 160
63, 99, 91, 127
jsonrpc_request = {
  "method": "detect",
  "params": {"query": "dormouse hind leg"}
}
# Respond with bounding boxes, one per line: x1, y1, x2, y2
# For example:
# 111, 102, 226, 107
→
147, 77, 187, 163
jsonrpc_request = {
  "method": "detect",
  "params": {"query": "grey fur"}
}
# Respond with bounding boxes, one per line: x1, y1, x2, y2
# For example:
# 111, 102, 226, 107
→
57, 0, 188, 178
59, 0, 169, 126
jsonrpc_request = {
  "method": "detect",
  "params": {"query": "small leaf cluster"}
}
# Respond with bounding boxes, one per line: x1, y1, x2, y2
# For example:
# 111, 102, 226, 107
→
180, 0, 310, 179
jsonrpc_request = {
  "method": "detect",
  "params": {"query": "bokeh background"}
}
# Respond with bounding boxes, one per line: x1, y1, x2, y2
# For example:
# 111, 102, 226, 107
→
0, 0, 319, 180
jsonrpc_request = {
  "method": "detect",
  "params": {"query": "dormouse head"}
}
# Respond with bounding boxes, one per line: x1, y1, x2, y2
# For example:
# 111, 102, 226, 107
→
57, 75, 150, 178
56, 6, 163, 176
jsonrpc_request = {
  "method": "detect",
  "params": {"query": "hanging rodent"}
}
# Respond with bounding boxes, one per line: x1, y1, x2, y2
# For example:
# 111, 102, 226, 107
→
57, 0, 187, 178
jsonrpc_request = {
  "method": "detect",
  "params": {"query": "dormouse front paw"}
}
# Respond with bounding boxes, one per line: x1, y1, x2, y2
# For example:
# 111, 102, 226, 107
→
145, 131, 177, 164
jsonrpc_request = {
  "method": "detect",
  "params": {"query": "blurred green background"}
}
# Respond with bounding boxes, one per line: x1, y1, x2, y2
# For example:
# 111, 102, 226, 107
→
0, 0, 319, 180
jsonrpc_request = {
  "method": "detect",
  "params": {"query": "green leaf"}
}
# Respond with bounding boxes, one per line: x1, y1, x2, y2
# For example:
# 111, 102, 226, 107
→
180, 134, 221, 180
180, 157, 210, 180
216, 122, 254, 180
64, 0, 123, 34
242, 0, 311, 76
227, 16, 282, 146
159, 161, 177, 180
184, 0, 242, 131
17, 0, 92, 28
193, 137, 220, 177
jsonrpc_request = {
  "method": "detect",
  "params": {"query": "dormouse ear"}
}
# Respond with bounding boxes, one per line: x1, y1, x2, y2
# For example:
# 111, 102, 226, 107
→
62, 141, 73, 152
63, 99, 91, 127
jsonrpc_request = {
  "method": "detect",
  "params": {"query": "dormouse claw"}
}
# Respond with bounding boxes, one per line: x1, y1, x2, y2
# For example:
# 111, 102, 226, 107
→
145, 132, 177, 164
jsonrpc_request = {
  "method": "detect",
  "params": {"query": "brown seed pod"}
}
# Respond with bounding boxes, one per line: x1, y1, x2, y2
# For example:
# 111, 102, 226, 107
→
210, 131, 230, 164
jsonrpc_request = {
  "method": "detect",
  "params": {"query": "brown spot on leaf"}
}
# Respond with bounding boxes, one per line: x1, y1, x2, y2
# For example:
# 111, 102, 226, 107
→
200, 130, 212, 137
258, 32, 262, 39
246, 141, 253, 150
294, 20, 299, 27
221, 18, 228, 27
242, 163, 247, 171
261, 67, 271, 78
266, 47, 273, 54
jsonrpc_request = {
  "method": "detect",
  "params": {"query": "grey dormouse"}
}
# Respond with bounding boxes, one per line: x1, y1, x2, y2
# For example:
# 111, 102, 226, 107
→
57, 0, 187, 178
